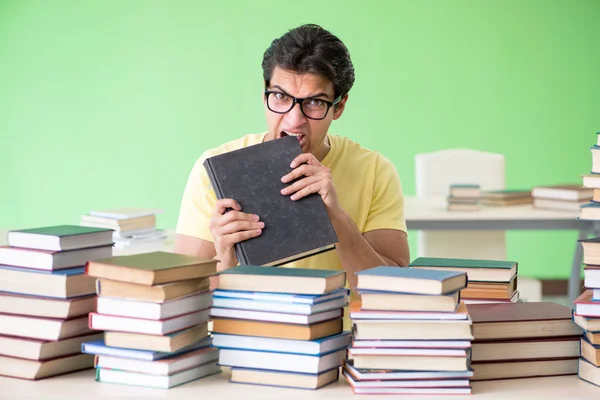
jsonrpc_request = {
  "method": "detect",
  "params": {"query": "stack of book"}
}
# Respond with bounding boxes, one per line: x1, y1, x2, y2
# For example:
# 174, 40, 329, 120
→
0, 225, 113, 380
344, 267, 473, 395
447, 184, 481, 211
481, 190, 532, 207
409, 257, 520, 304
82, 251, 219, 389
80, 208, 166, 251
531, 184, 592, 211
467, 302, 582, 381
211, 265, 350, 390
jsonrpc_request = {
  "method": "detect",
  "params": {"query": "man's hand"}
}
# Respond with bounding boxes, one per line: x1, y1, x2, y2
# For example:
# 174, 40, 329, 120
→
209, 198, 264, 270
280, 153, 341, 213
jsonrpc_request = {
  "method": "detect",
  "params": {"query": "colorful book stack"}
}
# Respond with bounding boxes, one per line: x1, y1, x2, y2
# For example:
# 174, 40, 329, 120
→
481, 190, 532, 207
82, 251, 219, 389
467, 302, 582, 381
0, 225, 113, 380
447, 184, 481, 211
573, 133, 600, 388
80, 208, 166, 251
344, 266, 473, 395
211, 265, 351, 390
531, 184, 592, 211
410, 257, 520, 304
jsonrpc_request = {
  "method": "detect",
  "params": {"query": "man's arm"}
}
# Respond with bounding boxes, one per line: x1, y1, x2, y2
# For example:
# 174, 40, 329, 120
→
174, 234, 215, 259
329, 207, 410, 290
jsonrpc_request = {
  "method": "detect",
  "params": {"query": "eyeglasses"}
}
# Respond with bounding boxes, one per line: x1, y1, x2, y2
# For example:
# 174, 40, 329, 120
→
264, 90, 342, 120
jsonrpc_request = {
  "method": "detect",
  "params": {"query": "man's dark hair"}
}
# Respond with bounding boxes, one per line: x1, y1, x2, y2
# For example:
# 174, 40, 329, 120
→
262, 24, 355, 99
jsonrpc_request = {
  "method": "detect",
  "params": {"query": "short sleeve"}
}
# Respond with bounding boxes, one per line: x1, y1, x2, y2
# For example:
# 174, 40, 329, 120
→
363, 155, 407, 233
175, 154, 217, 242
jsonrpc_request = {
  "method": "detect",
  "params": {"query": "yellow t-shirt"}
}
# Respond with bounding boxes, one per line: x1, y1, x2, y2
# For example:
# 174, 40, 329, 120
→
176, 132, 407, 273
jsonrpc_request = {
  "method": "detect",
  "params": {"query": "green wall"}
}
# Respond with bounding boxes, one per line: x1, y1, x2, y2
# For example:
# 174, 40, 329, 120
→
1, 1, 599, 278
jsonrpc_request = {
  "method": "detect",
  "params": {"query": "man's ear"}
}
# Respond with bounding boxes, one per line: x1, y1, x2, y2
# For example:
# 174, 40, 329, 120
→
333, 94, 349, 120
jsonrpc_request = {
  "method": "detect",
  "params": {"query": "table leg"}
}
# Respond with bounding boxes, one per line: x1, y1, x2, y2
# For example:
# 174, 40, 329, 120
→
569, 226, 593, 305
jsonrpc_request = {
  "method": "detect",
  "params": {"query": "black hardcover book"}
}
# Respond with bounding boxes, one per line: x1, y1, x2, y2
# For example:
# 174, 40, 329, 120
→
203, 136, 338, 266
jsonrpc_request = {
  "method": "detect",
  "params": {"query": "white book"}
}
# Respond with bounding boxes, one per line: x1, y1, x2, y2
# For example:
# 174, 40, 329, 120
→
95, 347, 219, 375
212, 288, 348, 304
348, 347, 468, 357
344, 371, 470, 388
209, 307, 342, 324
352, 340, 471, 349
0, 245, 112, 270
89, 208, 164, 220
96, 361, 220, 388
89, 309, 210, 335
212, 332, 351, 355
344, 371, 471, 394
345, 361, 474, 380
211, 296, 346, 315
218, 348, 346, 374
97, 291, 212, 320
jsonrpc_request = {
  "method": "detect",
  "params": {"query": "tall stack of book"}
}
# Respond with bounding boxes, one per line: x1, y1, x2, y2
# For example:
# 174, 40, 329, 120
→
447, 184, 481, 211
467, 302, 582, 381
344, 267, 473, 395
211, 265, 350, 390
409, 257, 520, 304
82, 251, 219, 389
574, 133, 600, 388
531, 184, 592, 211
481, 190, 532, 207
80, 208, 166, 251
0, 225, 113, 380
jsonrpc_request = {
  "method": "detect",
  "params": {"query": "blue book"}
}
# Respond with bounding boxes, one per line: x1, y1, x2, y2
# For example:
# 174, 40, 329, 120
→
213, 288, 348, 304
356, 266, 466, 295
230, 366, 340, 390
218, 265, 346, 295
0, 265, 95, 298
81, 336, 212, 361
212, 331, 351, 356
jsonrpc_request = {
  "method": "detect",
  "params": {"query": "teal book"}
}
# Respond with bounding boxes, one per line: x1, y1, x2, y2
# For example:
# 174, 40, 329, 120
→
409, 257, 517, 283
218, 265, 346, 295
8, 225, 114, 251
355, 266, 467, 296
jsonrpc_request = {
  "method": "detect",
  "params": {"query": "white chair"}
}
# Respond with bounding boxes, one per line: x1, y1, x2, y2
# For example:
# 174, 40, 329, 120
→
414, 149, 542, 302
415, 149, 507, 260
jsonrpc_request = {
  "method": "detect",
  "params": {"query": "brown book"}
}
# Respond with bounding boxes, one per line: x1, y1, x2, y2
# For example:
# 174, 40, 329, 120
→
0, 293, 95, 319
581, 337, 600, 367
460, 277, 517, 300
85, 251, 217, 285
481, 197, 532, 206
0, 333, 102, 361
471, 357, 579, 381
211, 317, 343, 340
586, 331, 600, 345
352, 354, 469, 371
0, 314, 93, 341
579, 358, 600, 387
96, 277, 210, 303
360, 290, 459, 312
482, 190, 532, 200
471, 336, 581, 362
574, 314, 600, 332
0, 353, 94, 380
594, 189, 600, 203
467, 302, 583, 341
104, 324, 209, 352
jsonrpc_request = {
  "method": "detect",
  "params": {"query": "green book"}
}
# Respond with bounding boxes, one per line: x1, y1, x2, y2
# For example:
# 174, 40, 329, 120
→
409, 257, 517, 283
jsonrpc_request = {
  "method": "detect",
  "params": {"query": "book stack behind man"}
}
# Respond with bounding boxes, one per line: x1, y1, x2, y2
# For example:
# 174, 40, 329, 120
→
80, 208, 167, 252
467, 302, 582, 381
82, 251, 219, 389
409, 257, 520, 304
447, 184, 481, 211
210, 265, 351, 390
531, 184, 592, 211
344, 266, 473, 395
573, 158, 600, 388
481, 189, 532, 207
0, 225, 114, 380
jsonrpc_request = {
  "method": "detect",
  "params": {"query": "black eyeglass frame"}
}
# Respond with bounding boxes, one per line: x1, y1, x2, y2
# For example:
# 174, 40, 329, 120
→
264, 89, 342, 120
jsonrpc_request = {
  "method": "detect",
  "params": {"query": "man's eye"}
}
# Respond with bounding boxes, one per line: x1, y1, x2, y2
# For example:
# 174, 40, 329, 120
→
274, 92, 290, 101
306, 99, 325, 108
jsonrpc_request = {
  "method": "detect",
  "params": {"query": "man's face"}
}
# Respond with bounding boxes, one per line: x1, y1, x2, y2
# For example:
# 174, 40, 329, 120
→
264, 66, 347, 158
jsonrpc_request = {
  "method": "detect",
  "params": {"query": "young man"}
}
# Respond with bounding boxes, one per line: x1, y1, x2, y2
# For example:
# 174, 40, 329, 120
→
175, 24, 409, 290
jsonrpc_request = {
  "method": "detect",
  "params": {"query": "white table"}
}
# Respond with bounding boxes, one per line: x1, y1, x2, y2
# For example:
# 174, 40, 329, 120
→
404, 196, 599, 304
0, 369, 597, 400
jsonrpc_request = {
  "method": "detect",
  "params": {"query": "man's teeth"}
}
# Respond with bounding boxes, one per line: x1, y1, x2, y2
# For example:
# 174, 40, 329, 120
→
284, 131, 303, 137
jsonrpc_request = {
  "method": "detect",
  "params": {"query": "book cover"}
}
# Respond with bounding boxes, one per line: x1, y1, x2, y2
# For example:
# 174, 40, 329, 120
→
356, 266, 465, 281
9, 225, 113, 237
410, 257, 516, 269
467, 302, 572, 323
219, 265, 342, 279
203, 136, 338, 266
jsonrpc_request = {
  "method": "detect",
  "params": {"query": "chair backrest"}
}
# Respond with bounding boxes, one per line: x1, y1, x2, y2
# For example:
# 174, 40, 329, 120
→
414, 149, 507, 261
415, 149, 505, 197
